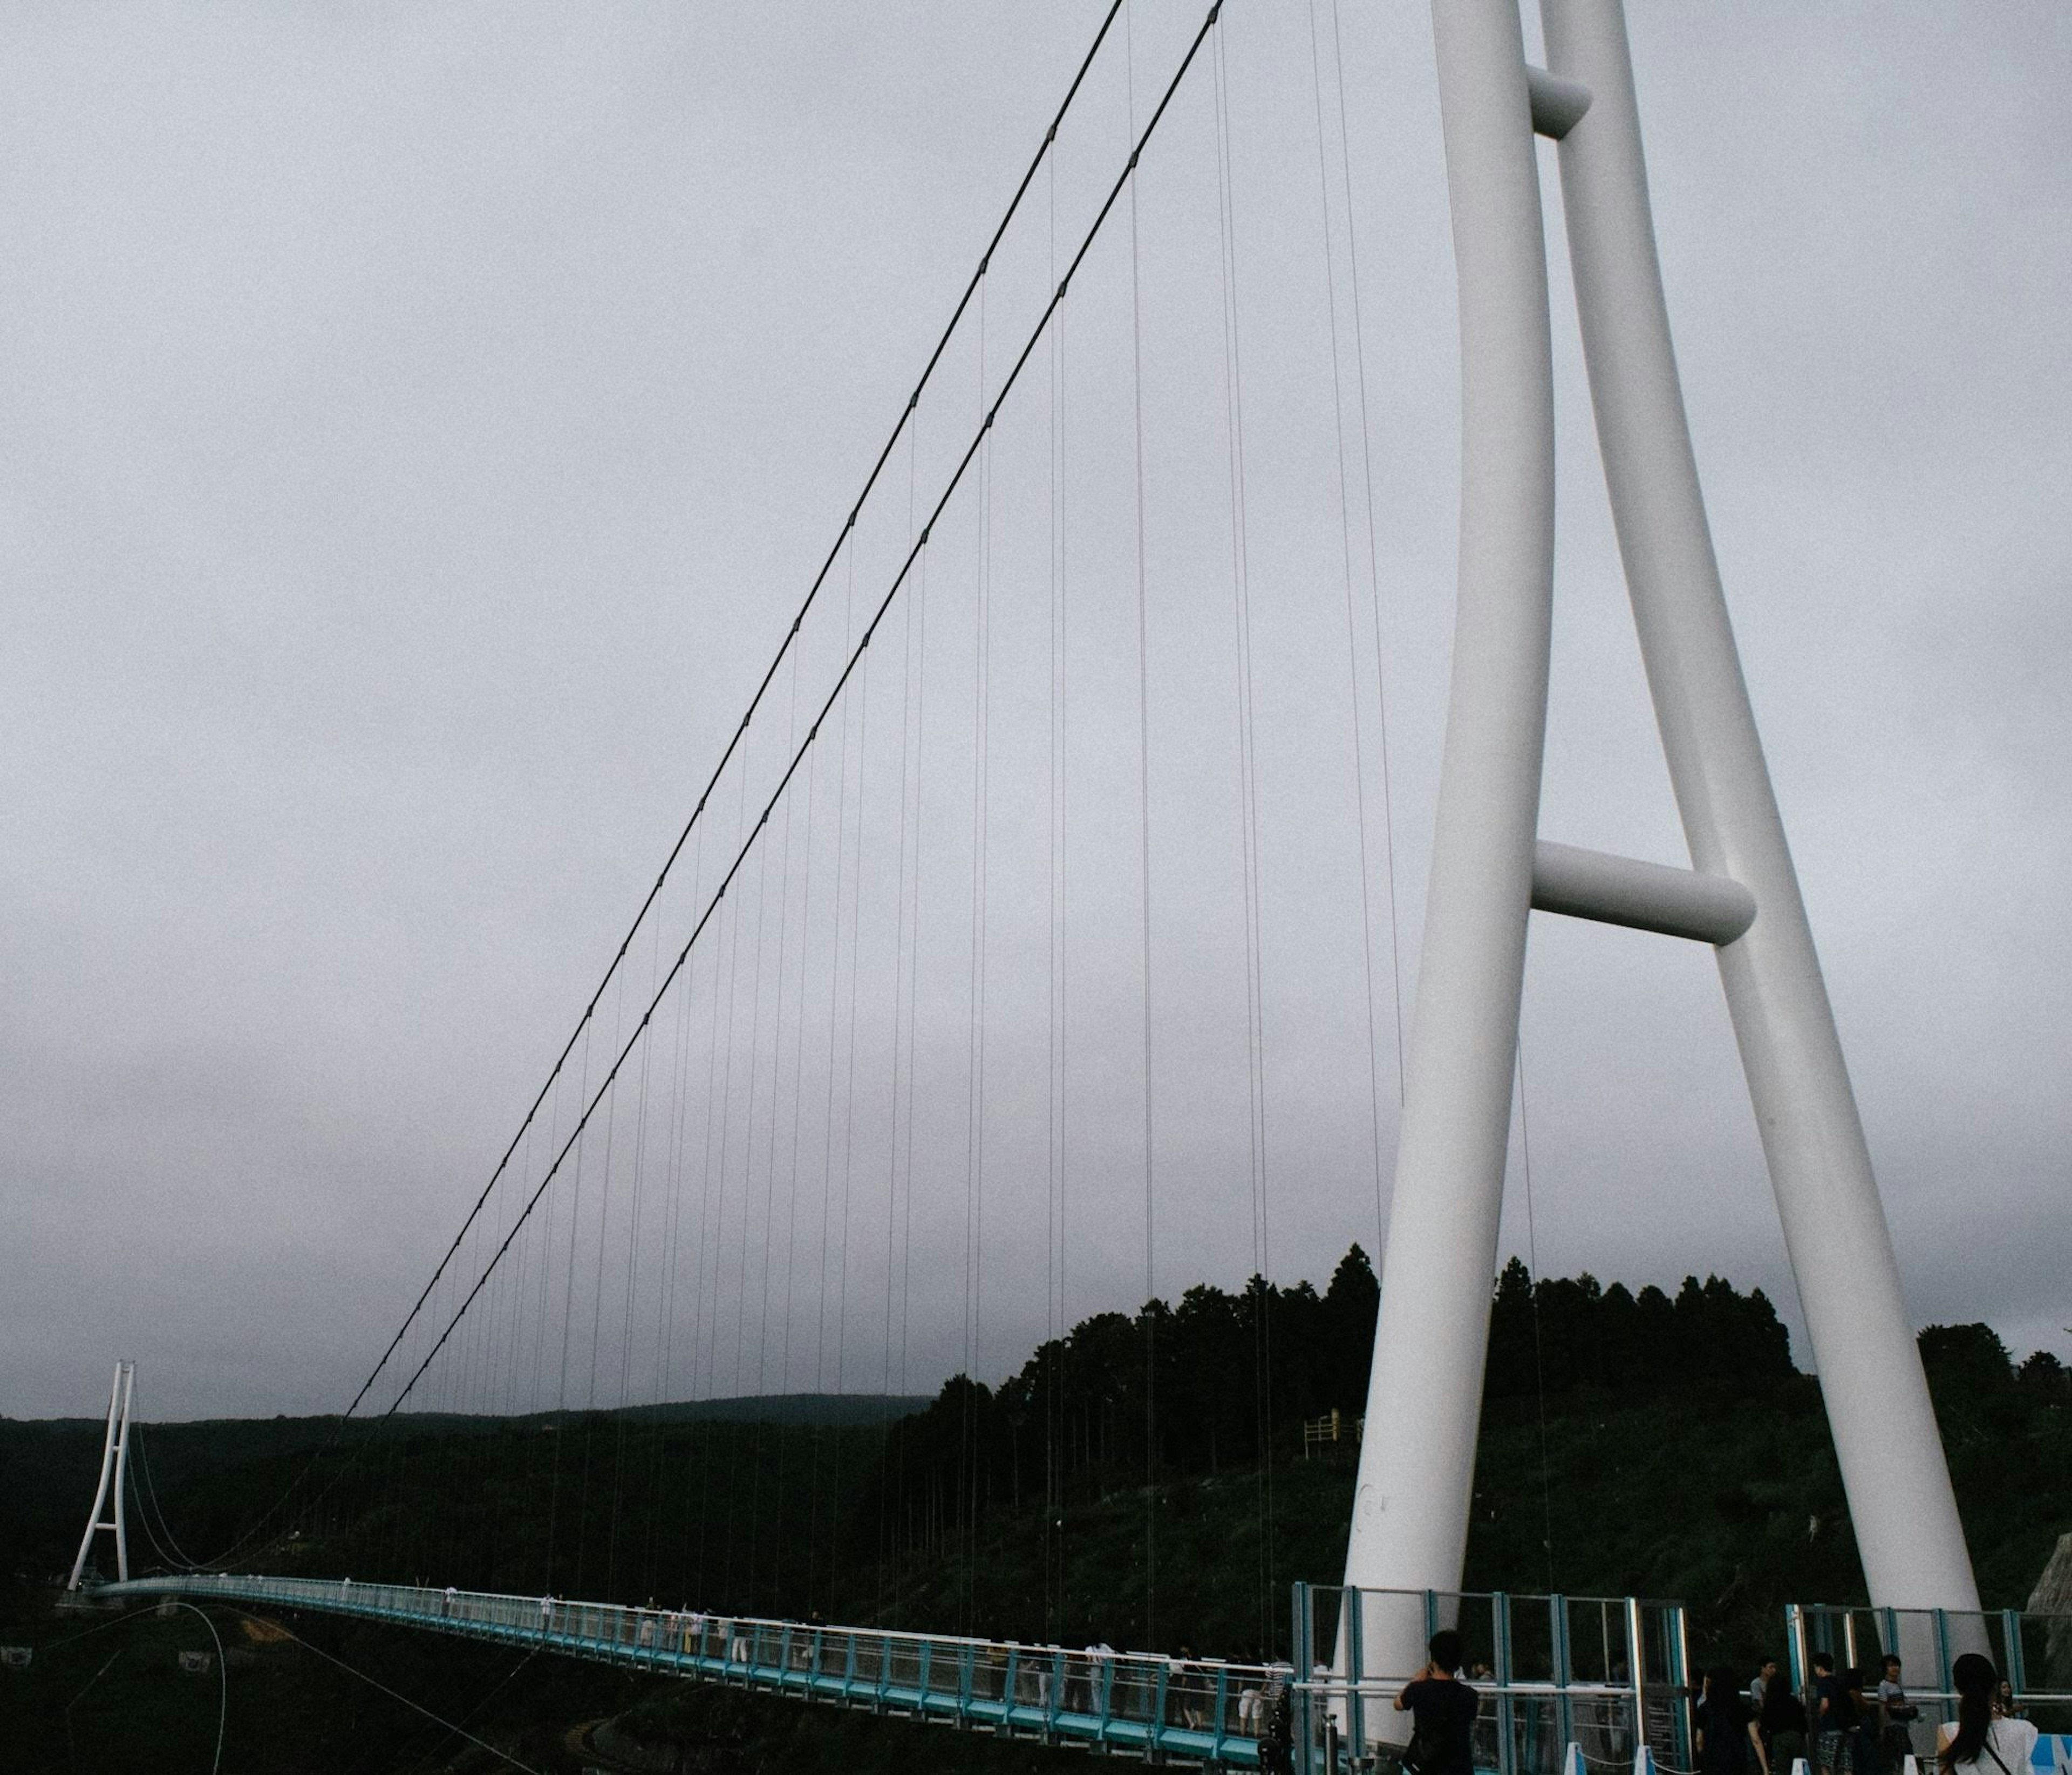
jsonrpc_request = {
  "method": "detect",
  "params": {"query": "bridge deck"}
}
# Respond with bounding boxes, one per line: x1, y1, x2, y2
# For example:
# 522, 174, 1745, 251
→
103, 1573, 1270, 1766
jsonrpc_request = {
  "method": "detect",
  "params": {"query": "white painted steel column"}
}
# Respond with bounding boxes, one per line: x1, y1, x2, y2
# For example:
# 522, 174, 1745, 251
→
1345, 0, 1553, 1609
111, 1361, 133, 1581
68, 1359, 133, 1589
1539, 0, 1979, 1611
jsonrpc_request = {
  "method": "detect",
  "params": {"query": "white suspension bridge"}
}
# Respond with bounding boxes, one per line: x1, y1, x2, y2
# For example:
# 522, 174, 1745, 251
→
54, 1, 2050, 1770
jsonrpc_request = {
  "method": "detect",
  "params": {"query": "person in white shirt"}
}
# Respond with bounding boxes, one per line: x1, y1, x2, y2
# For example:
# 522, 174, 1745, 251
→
1937, 1654, 2036, 1775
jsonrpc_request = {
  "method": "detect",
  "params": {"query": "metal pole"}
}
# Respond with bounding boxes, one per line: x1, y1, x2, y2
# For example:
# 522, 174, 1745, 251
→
1346, 0, 1556, 1646
1537, 0, 1978, 1614
1627, 1597, 1647, 1753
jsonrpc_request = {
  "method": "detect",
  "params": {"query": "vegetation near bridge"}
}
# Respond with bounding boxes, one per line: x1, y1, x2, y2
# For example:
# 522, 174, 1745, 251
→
5, 1257, 2066, 1770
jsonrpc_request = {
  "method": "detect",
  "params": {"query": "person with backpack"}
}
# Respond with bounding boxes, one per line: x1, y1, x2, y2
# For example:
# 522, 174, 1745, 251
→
1395, 1629, 1481, 1775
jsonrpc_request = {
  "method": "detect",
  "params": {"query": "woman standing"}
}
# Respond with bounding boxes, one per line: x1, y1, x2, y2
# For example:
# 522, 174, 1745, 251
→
1699, 1665, 1769, 1775
1939, 1655, 2037, 1775
1760, 1671, 1811, 1775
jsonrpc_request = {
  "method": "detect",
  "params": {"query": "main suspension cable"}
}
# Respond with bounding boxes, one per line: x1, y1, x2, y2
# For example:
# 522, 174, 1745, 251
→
374, 0, 1233, 1425
176, 6, 1236, 1584
340, 0, 1132, 1425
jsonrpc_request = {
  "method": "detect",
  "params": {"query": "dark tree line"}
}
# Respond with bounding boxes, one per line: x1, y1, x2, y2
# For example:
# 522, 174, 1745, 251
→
859, 1249, 1807, 1576
58, 1257, 2057, 1649
859, 1246, 1381, 1570
1485, 1259, 1795, 1399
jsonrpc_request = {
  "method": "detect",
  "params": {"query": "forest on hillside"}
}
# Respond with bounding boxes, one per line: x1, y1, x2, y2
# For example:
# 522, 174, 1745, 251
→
7, 1252, 2067, 1673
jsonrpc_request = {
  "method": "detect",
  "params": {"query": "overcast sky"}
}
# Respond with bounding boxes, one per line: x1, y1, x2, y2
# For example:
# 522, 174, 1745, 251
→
5, 1, 2068, 1425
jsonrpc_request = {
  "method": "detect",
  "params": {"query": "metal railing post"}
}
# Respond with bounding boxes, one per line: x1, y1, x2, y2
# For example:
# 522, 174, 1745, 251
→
1294, 1582, 1314, 1775
1671, 1603, 1694, 1771
1627, 1597, 1647, 1753
1348, 1585, 1368, 1767
1495, 1590, 1517, 1775
2001, 1611, 2026, 1695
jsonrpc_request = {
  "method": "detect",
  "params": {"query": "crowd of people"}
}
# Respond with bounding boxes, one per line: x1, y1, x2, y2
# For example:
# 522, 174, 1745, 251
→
1698, 1649, 2039, 1775
1387, 1628, 2040, 1775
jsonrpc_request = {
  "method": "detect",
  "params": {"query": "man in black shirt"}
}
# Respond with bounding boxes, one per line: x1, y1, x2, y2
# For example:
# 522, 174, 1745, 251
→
1812, 1653, 1844, 1773
1396, 1629, 1481, 1775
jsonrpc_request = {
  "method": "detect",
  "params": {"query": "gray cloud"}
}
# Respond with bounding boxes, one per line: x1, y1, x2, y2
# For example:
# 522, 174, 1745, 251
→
4, 1, 2067, 1423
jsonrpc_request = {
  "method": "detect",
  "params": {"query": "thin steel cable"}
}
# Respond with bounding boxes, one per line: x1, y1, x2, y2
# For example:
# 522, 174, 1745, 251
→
169, 1602, 228, 1775
586, 977, 629, 1417
730, 767, 778, 1423
127, 1410, 202, 1572
371, 4, 1231, 1430
959, 254, 994, 1636
1304, 0, 1390, 1240
604, 915, 664, 1593
126, 1437, 190, 1573
878, 448, 925, 1618
1044, 139, 1069, 1647
1517, 1040, 1558, 1594
769, 641, 819, 1607
741, 651, 803, 1605
195, 19, 1230, 1584
640, 867, 701, 1594
896, 482, 932, 1617
1124, 0, 1160, 1655
340, 1, 1131, 1424
1212, 13, 1277, 1652
697, 763, 753, 1598
680, 833, 737, 1598
723, 791, 777, 1597
194, 18, 1171, 1593
399, 1647, 540, 1775
1326, 0, 1408, 1111
816, 539, 870, 1608
220, 1607, 542, 1775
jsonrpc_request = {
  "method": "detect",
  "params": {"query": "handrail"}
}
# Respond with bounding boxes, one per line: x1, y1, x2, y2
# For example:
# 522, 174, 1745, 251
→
97, 1572, 1271, 1768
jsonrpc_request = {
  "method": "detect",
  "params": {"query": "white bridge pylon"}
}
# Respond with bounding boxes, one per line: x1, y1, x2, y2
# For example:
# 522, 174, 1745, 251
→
69, 1358, 134, 1590
1348, 0, 1980, 1627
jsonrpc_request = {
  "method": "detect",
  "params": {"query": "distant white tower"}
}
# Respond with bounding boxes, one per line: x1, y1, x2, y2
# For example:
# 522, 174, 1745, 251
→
1347, 0, 1979, 1633
69, 1360, 135, 1589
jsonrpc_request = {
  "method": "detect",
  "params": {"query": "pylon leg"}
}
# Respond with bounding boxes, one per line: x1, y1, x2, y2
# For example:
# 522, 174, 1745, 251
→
1539, 0, 1978, 1613
1344, 0, 1980, 1649
1343, 0, 1556, 1617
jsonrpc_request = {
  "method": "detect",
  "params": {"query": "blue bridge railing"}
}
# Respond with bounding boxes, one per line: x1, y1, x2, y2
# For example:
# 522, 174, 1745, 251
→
100, 1572, 1273, 1766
